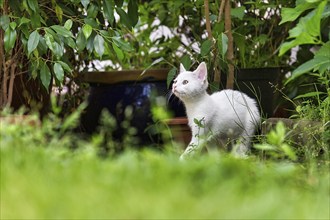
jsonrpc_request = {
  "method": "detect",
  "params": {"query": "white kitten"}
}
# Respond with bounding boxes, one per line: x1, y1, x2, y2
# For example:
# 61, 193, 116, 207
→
172, 62, 260, 160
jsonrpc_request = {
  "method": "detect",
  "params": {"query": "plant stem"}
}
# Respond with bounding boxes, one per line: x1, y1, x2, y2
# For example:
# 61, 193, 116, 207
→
204, 0, 213, 40
225, 0, 234, 89
0, 0, 9, 108
217, 0, 226, 22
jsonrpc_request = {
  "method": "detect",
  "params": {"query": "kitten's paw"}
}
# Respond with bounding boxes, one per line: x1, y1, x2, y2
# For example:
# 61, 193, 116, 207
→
179, 154, 186, 161
179, 146, 195, 161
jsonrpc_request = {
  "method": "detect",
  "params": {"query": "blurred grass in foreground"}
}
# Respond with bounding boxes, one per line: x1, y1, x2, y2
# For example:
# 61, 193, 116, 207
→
1, 144, 329, 219
0, 108, 329, 219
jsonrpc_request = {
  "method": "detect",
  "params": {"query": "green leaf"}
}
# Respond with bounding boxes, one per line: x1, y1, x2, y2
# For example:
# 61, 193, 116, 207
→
233, 32, 246, 67
279, 1, 326, 56
193, 118, 205, 128
65, 37, 76, 49
51, 25, 73, 38
44, 32, 54, 51
103, 0, 115, 26
9, 21, 17, 30
231, 6, 246, 20
76, 30, 87, 51
128, 0, 139, 27
294, 91, 325, 99
267, 122, 286, 146
31, 60, 39, 79
86, 32, 96, 52
27, 0, 38, 12
254, 144, 276, 151
112, 42, 124, 60
217, 33, 228, 58
180, 55, 191, 70
286, 56, 330, 84
200, 39, 213, 56
0, 15, 10, 30
37, 37, 48, 55
4, 27, 17, 52
19, 17, 31, 27
30, 11, 41, 28
45, 27, 60, 43
116, 8, 132, 29
27, 30, 40, 55
280, 1, 317, 25
279, 41, 298, 56
281, 144, 297, 161
57, 61, 72, 73
40, 62, 51, 90
81, 0, 90, 8
82, 24, 93, 39
167, 67, 177, 89
94, 34, 105, 57
52, 42, 64, 58
84, 18, 99, 28
55, 4, 63, 23
61, 103, 87, 132
54, 62, 64, 83
64, 19, 73, 30
314, 41, 330, 57
141, 57, 164, 75
87, 3, 99, 18
112, 36, 132, 51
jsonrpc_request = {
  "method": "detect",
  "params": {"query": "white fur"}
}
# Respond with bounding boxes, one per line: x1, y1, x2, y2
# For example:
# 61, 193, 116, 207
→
172, 62, 260, 160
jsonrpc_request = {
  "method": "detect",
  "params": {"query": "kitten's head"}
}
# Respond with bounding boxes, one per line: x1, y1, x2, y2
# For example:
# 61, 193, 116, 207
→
172, 62, 208, 101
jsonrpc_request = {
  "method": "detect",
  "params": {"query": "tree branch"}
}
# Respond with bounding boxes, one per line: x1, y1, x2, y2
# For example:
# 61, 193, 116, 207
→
204, 0, 213, 40
224, 0, 235, 89
217, 0, 226, 23
0, 0, 9, 108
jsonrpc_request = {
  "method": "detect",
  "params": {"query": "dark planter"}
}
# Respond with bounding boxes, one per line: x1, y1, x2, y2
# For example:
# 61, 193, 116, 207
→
165, 117, 191, 147
79, 69, 185, 145
221, 67, 284, 118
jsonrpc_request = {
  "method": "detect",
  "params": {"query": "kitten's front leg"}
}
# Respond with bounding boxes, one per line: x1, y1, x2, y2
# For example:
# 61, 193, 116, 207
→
180, 126, 207, 160
179, 137, 200, 160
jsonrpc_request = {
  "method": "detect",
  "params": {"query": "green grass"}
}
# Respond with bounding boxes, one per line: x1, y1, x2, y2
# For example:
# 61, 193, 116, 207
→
1, 144, 329, 219
0, 114, 329, 219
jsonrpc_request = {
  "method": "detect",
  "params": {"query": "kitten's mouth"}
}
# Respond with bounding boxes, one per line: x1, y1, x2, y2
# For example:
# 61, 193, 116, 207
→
173, 90, 186, 97
172, 89, 180, 95
172, 89, 179, 95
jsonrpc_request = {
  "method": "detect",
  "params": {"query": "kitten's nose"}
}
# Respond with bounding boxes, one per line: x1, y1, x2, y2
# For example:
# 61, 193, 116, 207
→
172, 85, 176, 92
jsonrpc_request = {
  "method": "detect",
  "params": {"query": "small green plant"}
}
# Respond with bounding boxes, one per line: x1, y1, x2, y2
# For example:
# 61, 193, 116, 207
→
277, 0, 329, 160
279, 0, 329, 116
255, 122, 297, 161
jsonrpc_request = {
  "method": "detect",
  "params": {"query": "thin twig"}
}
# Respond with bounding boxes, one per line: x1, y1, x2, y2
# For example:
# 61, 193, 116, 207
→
224, 0, 235, 89
217, 0, 226, 23
204, 0, 213, 40
7, 62, 16, 106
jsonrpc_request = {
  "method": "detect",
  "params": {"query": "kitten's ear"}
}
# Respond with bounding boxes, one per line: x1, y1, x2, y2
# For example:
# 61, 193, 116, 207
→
180, 63, 187, 73
195, 62, 207, 81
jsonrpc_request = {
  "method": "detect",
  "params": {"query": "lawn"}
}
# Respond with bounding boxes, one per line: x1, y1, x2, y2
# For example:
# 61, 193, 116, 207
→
1, 141, 329, 219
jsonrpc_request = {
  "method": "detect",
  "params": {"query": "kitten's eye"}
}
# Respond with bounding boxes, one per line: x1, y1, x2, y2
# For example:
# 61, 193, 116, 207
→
182, 80, 189, 85
173, 80, 177, 84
